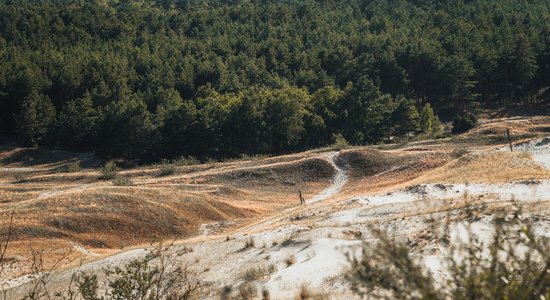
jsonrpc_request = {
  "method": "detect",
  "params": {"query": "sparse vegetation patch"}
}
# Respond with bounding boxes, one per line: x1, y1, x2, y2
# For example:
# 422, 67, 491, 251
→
99, 161, 118, 180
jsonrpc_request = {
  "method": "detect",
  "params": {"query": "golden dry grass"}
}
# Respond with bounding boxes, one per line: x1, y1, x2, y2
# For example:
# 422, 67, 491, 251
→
0, 148, 338, 279
416, 151, 550, 184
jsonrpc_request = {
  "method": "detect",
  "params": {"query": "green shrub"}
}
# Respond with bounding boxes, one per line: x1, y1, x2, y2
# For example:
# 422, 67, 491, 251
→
331, 133, 349, 150
75, 273, 101, 300
420, 103, 441, 135
348, 215, 550, 299
451, 148, 469, 158
12, 172, 28, 183
112, 176, 133, 186
56, 161, 81, 173
173, 156, 200, 166
158, 161, 176, 177
452, 112, 478, 134
99, 161, 118, 180
50, 245, 202, 300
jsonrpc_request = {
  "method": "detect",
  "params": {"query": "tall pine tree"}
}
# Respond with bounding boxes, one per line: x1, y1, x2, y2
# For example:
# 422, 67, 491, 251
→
15, 90, 56, 147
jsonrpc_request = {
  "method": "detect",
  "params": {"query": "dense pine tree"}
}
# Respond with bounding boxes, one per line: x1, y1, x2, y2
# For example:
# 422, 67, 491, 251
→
0, 0, 547, 161
15, 90, 56, 147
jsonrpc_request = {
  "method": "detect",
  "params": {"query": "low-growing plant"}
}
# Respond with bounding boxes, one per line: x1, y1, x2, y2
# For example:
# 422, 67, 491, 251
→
75, 273, 101, 300
55, 244, 201, 300
451, 147, 469, 158
158, 161, 176, 177
242, 264, 277, 282
220, 285, 233, 300
295, 283, 324, 299
452, 111, 478, 134
173, 156, 200, 166
237, 282, 257, 299
112, 176, 133, 186
12, 172, 28, 183
56, 160, 81, 173
348, 212, 550, 300
0, 212, 14, 292
99, 161, 118, 180
284, 255, 296, 267
261, 287, 270, 300
241, 237, 256, 251
242, 266, 265, 282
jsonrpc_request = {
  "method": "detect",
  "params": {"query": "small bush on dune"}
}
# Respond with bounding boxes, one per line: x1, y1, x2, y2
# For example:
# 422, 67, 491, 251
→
47, 244, 201, 300
242, 264, 277, 282
99, 161, 118, 180
295, 283, 326, 299
12, 172, 28, 183
173, 156, 200, 166
112, 176, 133, 186
220, 285, 233, 300
56, 160, 81, 173
451, 148, 469, 158
261, 287, 270, 300
348, 212, 550, 300
284, 255, 296, 267
237, 282, 257, 299
241, 237, 256, 251
158, 161, 176, 177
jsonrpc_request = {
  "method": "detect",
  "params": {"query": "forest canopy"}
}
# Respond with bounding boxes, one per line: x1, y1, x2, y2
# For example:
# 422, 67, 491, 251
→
0, 0, 548, 161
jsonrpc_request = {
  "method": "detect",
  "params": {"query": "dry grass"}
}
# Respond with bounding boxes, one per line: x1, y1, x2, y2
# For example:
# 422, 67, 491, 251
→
284, 255, 296, 267
0, 146, 335, 280
237, 282, 258, 299
294, 283, 327, 299
417, 151, 550, 183
242, 263, 277, 282
334, 148, 407, 179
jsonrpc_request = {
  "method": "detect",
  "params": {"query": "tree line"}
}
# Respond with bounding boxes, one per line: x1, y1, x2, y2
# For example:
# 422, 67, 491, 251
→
0, 0, 548, 162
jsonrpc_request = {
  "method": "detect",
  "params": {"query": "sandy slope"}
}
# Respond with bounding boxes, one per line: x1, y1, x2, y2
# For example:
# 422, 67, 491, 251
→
2, 117, 550, 299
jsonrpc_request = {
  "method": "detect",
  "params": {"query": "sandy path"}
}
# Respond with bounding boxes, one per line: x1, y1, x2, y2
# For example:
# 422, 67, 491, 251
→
308, 152, 347, 203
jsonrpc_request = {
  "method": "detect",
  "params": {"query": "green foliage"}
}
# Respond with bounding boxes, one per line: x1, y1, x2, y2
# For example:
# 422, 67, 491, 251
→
392, 99, 420, 137
70, 247, 201, 300
0, 0, 548, 160
76, 273, 101, 300
56, 161, 81, 173
54, 92, 99, 150
262, 87, 308, 153
451, 148, 469, 159
99, 161, 118, 180
112, 176, 133, 186
452, 112, 478, 134
173, 156, 200, 166
15, 90, 56, 147
158, 161, 176, 177
97, 98, 157, 161
348, 216, 550, 299
331, 133, 349, 150
420, 103, 442, 136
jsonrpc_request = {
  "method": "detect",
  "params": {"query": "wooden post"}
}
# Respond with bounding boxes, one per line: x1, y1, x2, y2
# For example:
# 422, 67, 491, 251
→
506, 129, 513, 152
